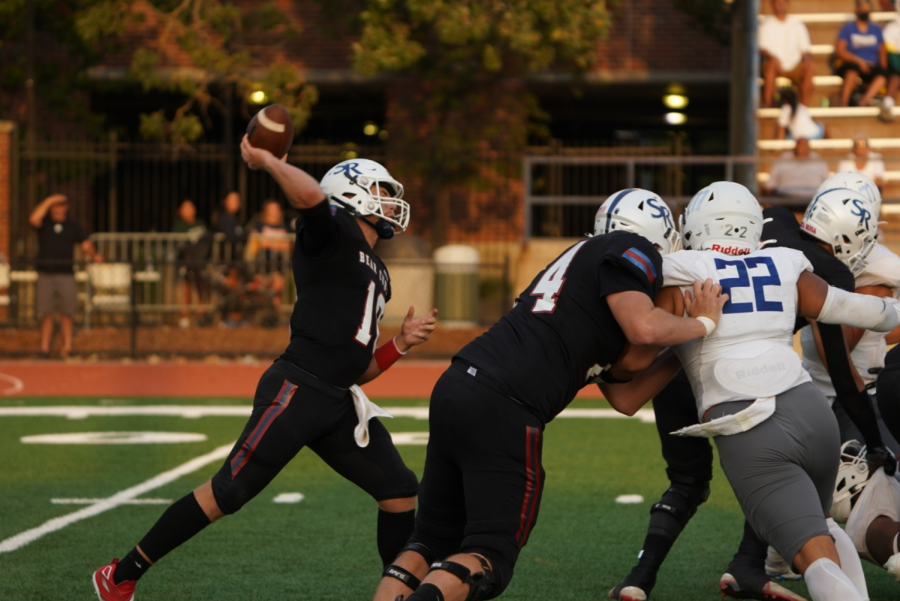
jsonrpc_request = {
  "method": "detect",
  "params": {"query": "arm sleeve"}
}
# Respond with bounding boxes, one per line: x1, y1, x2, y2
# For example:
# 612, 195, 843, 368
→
820, 321, 885, 447
297, 200, 340, 260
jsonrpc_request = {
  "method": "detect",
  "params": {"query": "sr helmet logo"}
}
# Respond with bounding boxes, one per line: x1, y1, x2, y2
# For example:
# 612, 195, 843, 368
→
647, 198, 675, 230
332, 162, 363, 177
851, 198, 871, 229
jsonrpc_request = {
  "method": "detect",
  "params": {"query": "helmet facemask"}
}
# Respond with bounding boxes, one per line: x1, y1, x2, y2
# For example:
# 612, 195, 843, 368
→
321, 159, 410, 239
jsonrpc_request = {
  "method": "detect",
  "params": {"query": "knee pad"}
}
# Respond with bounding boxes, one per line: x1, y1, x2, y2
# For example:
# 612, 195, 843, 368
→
210, 472, 253, 515
650, 482, 710, 527
430, 556, 495, 601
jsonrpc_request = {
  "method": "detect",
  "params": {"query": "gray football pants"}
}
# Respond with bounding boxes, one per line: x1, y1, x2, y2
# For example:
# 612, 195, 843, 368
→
707, 383, 840, 566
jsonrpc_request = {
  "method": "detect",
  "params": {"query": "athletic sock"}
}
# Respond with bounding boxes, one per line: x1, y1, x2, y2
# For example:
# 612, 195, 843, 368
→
113, 548, 151, 583
114, 492, 212, 583
377, 508, 416, 566
805, 557, 863, 601
406, 583, 445, 601
827, 518, 869, 600
725, 521, 769, 590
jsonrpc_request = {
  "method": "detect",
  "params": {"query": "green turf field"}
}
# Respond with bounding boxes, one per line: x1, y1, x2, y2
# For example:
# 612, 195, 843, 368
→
0, 397, 896, 600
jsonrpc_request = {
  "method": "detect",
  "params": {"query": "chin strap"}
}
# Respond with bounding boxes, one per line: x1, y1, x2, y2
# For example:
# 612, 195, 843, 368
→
330, 196, 395, 239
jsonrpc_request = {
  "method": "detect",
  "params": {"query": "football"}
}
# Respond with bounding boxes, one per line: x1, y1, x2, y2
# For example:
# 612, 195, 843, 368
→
246, 104, 294, 158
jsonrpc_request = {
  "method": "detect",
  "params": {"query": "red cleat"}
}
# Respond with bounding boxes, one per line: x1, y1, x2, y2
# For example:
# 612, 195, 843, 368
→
93, 559, 136, 601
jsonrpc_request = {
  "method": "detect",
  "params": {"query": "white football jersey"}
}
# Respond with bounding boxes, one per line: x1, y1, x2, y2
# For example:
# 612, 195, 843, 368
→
801, 242, 900, 394
663, 247, 813, 419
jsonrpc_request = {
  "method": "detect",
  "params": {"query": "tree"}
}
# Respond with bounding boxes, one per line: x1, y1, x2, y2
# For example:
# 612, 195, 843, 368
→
0, 0, 108, 135
348, 0, 614, 246
75, 0, 318, 145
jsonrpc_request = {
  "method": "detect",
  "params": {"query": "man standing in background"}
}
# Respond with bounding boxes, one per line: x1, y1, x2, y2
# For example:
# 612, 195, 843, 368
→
29, 193, 103, 358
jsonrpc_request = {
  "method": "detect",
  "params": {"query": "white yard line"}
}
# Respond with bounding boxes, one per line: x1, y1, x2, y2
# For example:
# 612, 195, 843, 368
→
0, 443, 232, 554
51, 498, 172, 505
0, 405, 656, 422
0, 373, 24, 396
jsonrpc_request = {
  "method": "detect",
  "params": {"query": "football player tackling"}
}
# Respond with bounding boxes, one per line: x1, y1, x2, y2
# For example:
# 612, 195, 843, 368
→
373, 189, 729, 601
601, 182, 900, 601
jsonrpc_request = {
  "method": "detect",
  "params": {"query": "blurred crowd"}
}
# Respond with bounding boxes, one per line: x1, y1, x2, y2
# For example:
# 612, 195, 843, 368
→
24, 191, 296, 357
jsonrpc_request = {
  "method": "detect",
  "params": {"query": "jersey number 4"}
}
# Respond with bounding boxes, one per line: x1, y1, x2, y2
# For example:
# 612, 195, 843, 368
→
355, 280, 386, 346
530, 241, 586, 313
714, 257, 784, 314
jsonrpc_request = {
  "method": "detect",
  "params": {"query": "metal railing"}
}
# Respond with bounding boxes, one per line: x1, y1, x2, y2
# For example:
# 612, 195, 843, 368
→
523, 154, 900, 238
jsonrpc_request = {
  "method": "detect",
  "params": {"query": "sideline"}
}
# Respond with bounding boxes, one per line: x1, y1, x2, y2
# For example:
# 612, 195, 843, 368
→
0, 405, 656, 423
0, 443, 233, 554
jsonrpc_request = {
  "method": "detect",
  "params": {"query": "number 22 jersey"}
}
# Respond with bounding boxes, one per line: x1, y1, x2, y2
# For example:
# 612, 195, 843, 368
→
662, 247, 813, 418
457, 231, 663, 424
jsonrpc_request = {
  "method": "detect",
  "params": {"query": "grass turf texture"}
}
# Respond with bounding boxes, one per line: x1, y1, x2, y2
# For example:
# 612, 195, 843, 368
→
0, 397, 895, 600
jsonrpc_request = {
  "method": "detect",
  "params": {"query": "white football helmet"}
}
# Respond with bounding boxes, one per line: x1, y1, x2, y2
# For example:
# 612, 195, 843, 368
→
593, 189, 680, 255
800, 188, 876, 276
830, 440, 869, 523
320, 159, 409, 238
679, 181, 764, 256
816, 171, 882, 221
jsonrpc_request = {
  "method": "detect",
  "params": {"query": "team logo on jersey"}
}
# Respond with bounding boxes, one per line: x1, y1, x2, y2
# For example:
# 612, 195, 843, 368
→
850, 198, 871, 230
647, 198, 675, 230
622, 247, 656, 282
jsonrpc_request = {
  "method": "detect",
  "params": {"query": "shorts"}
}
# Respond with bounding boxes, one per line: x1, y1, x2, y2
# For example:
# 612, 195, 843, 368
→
834, 60, 888, 84
708, 383, 840, 565
408, 361, 545, 594
36, 273, 77, 317
210, 359, 417, 514
762, 55, 807, 79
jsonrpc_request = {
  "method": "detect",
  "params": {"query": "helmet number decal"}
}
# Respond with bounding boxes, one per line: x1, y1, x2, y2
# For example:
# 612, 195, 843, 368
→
714, 257, 784, 314
724, 225, 747, 238
355, 280, 386, 346
530, 241, 586, 313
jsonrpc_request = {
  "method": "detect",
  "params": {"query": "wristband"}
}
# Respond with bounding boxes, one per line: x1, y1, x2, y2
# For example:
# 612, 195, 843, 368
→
374, 337, 406, 371
695, 316, 716, 340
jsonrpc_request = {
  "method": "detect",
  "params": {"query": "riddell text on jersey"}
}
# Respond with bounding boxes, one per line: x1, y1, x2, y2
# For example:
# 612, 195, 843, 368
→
710, 244, 752, 256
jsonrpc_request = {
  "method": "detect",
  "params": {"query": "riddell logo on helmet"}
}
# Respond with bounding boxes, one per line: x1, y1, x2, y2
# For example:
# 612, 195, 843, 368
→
711, 244, 750, 256
802, 222, 817, 234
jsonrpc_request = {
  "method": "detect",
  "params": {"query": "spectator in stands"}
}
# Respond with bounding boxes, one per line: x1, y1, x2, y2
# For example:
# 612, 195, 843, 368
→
760, 0, 815, 107
775, 87, 826, 139
248, 200, 293, 311
838, 133, 886, 189
172, 199, 211, 328
213, 191, 247, 261
29, 193, 103, 358
881, 0, 900, 121
834, 0, 889, 111
764, 137, 831, 199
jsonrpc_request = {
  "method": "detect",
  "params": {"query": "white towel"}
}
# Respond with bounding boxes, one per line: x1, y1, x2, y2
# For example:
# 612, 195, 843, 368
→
350, 384, 393, 447
672, 396, 776, 438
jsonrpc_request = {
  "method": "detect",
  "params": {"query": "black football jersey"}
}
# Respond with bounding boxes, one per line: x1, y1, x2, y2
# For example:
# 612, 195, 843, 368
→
280, 205, 391, 388
458, 231, 663, 424
761, 207, 855, 333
